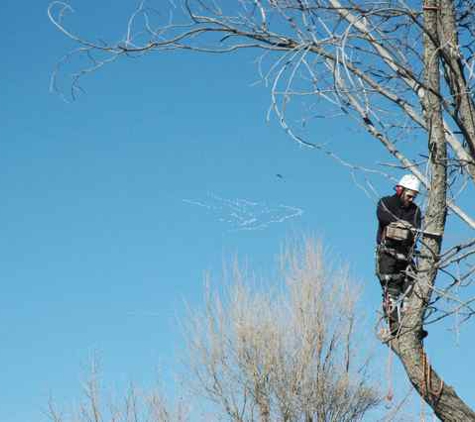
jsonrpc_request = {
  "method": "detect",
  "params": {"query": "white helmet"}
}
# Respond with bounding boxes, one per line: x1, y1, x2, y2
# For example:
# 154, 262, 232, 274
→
397, 174, 421, 192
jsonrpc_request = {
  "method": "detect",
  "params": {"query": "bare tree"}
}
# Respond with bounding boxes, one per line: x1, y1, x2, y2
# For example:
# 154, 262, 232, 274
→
183, 240, 381, 421
49, 1, 475, 420
47, 361, 190, 422
48, 241, 382, 422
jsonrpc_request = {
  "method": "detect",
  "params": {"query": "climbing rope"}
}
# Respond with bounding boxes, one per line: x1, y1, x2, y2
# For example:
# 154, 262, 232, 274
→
420, 348, 444, 411
386, 348, 394, 402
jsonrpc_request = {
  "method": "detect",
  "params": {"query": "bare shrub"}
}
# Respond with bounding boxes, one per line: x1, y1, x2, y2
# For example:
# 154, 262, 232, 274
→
47, 361, 189, 422
48, 240, 381, 422
183, 239, 381, 421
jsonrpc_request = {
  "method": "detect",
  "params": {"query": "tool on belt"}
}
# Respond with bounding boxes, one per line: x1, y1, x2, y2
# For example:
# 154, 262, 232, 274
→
385, 221, 412, 241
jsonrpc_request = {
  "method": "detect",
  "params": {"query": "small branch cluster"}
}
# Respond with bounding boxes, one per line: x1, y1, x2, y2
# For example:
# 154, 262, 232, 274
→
47, 360, 190, 422
183, 239, 381, 421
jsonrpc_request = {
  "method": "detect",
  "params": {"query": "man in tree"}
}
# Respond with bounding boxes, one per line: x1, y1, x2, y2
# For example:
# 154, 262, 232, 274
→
376, 174, 424, 338
50, 1, 475, 417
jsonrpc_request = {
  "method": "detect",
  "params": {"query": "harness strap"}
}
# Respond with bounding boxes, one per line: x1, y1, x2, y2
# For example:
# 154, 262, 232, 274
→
378, 244, 409, 261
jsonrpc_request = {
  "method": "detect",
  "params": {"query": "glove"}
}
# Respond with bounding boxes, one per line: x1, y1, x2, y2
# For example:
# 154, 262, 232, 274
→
398, 220, 414, 229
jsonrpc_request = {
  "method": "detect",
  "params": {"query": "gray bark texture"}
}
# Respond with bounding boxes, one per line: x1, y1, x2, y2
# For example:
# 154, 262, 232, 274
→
439, 0, 475, 181
391, 1, 475, 421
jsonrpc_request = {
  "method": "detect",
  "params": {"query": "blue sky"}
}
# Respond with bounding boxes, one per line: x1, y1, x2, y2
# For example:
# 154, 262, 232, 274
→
2, 1, 474, 421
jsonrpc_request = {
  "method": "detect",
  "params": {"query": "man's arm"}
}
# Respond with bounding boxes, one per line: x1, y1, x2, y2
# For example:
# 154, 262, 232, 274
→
377, 197, 398, 226
414, 206, 422, 229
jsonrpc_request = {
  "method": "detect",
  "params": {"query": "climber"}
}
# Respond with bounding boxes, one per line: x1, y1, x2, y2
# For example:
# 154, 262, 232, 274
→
376, 174, 423, 337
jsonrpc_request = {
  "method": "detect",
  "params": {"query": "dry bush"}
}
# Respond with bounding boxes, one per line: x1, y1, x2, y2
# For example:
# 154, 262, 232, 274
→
183, 239, 381, 421
47, 361, 189, 422
48, 239, 381, 422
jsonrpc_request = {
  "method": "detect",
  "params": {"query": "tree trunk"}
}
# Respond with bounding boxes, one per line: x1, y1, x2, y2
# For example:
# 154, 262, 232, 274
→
391, 1, 475, 420
439, 0, 475, 182
439, 0, 475, 160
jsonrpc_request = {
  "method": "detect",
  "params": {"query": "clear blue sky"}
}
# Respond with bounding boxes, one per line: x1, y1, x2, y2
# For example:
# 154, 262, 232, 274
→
1, 1, 473, 421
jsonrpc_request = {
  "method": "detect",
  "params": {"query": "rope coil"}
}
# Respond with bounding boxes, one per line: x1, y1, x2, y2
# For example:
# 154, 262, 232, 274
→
420, 349, 444, 406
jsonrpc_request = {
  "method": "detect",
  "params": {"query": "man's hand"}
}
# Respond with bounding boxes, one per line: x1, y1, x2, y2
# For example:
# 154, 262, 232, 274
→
398, 220, 415, 231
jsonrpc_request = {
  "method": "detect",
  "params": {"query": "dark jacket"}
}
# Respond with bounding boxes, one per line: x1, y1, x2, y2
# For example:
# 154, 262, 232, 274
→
376, 194, 421, 248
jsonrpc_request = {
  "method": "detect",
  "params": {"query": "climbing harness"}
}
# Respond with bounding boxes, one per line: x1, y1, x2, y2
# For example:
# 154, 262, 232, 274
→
376, 242, 417, 337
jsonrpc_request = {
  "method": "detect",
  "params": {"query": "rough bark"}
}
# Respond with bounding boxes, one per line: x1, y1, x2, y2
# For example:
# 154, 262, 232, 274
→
392, 338, 475, 421
439, 0, 475, 176
391, 1, 475, 420
440, 0, 475, 155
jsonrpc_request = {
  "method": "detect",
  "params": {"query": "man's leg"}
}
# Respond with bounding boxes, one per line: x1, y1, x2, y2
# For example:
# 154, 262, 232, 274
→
377, 250, 405, 335
401, 261, 429, 340
385, 276, 405, 335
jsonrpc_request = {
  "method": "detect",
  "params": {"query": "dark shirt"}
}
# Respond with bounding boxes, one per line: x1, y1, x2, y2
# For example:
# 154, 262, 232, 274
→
376, 194, 421, 248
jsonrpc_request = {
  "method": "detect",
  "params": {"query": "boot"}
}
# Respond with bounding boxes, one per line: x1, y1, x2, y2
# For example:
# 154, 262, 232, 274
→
419, 329, 428, 340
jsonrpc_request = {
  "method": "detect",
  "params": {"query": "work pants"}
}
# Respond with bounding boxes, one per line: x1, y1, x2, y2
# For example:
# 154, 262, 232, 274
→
376, 247, 413, 333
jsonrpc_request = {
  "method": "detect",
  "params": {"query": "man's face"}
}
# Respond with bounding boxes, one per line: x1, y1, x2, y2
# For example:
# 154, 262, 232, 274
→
401, 189, 418, 207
